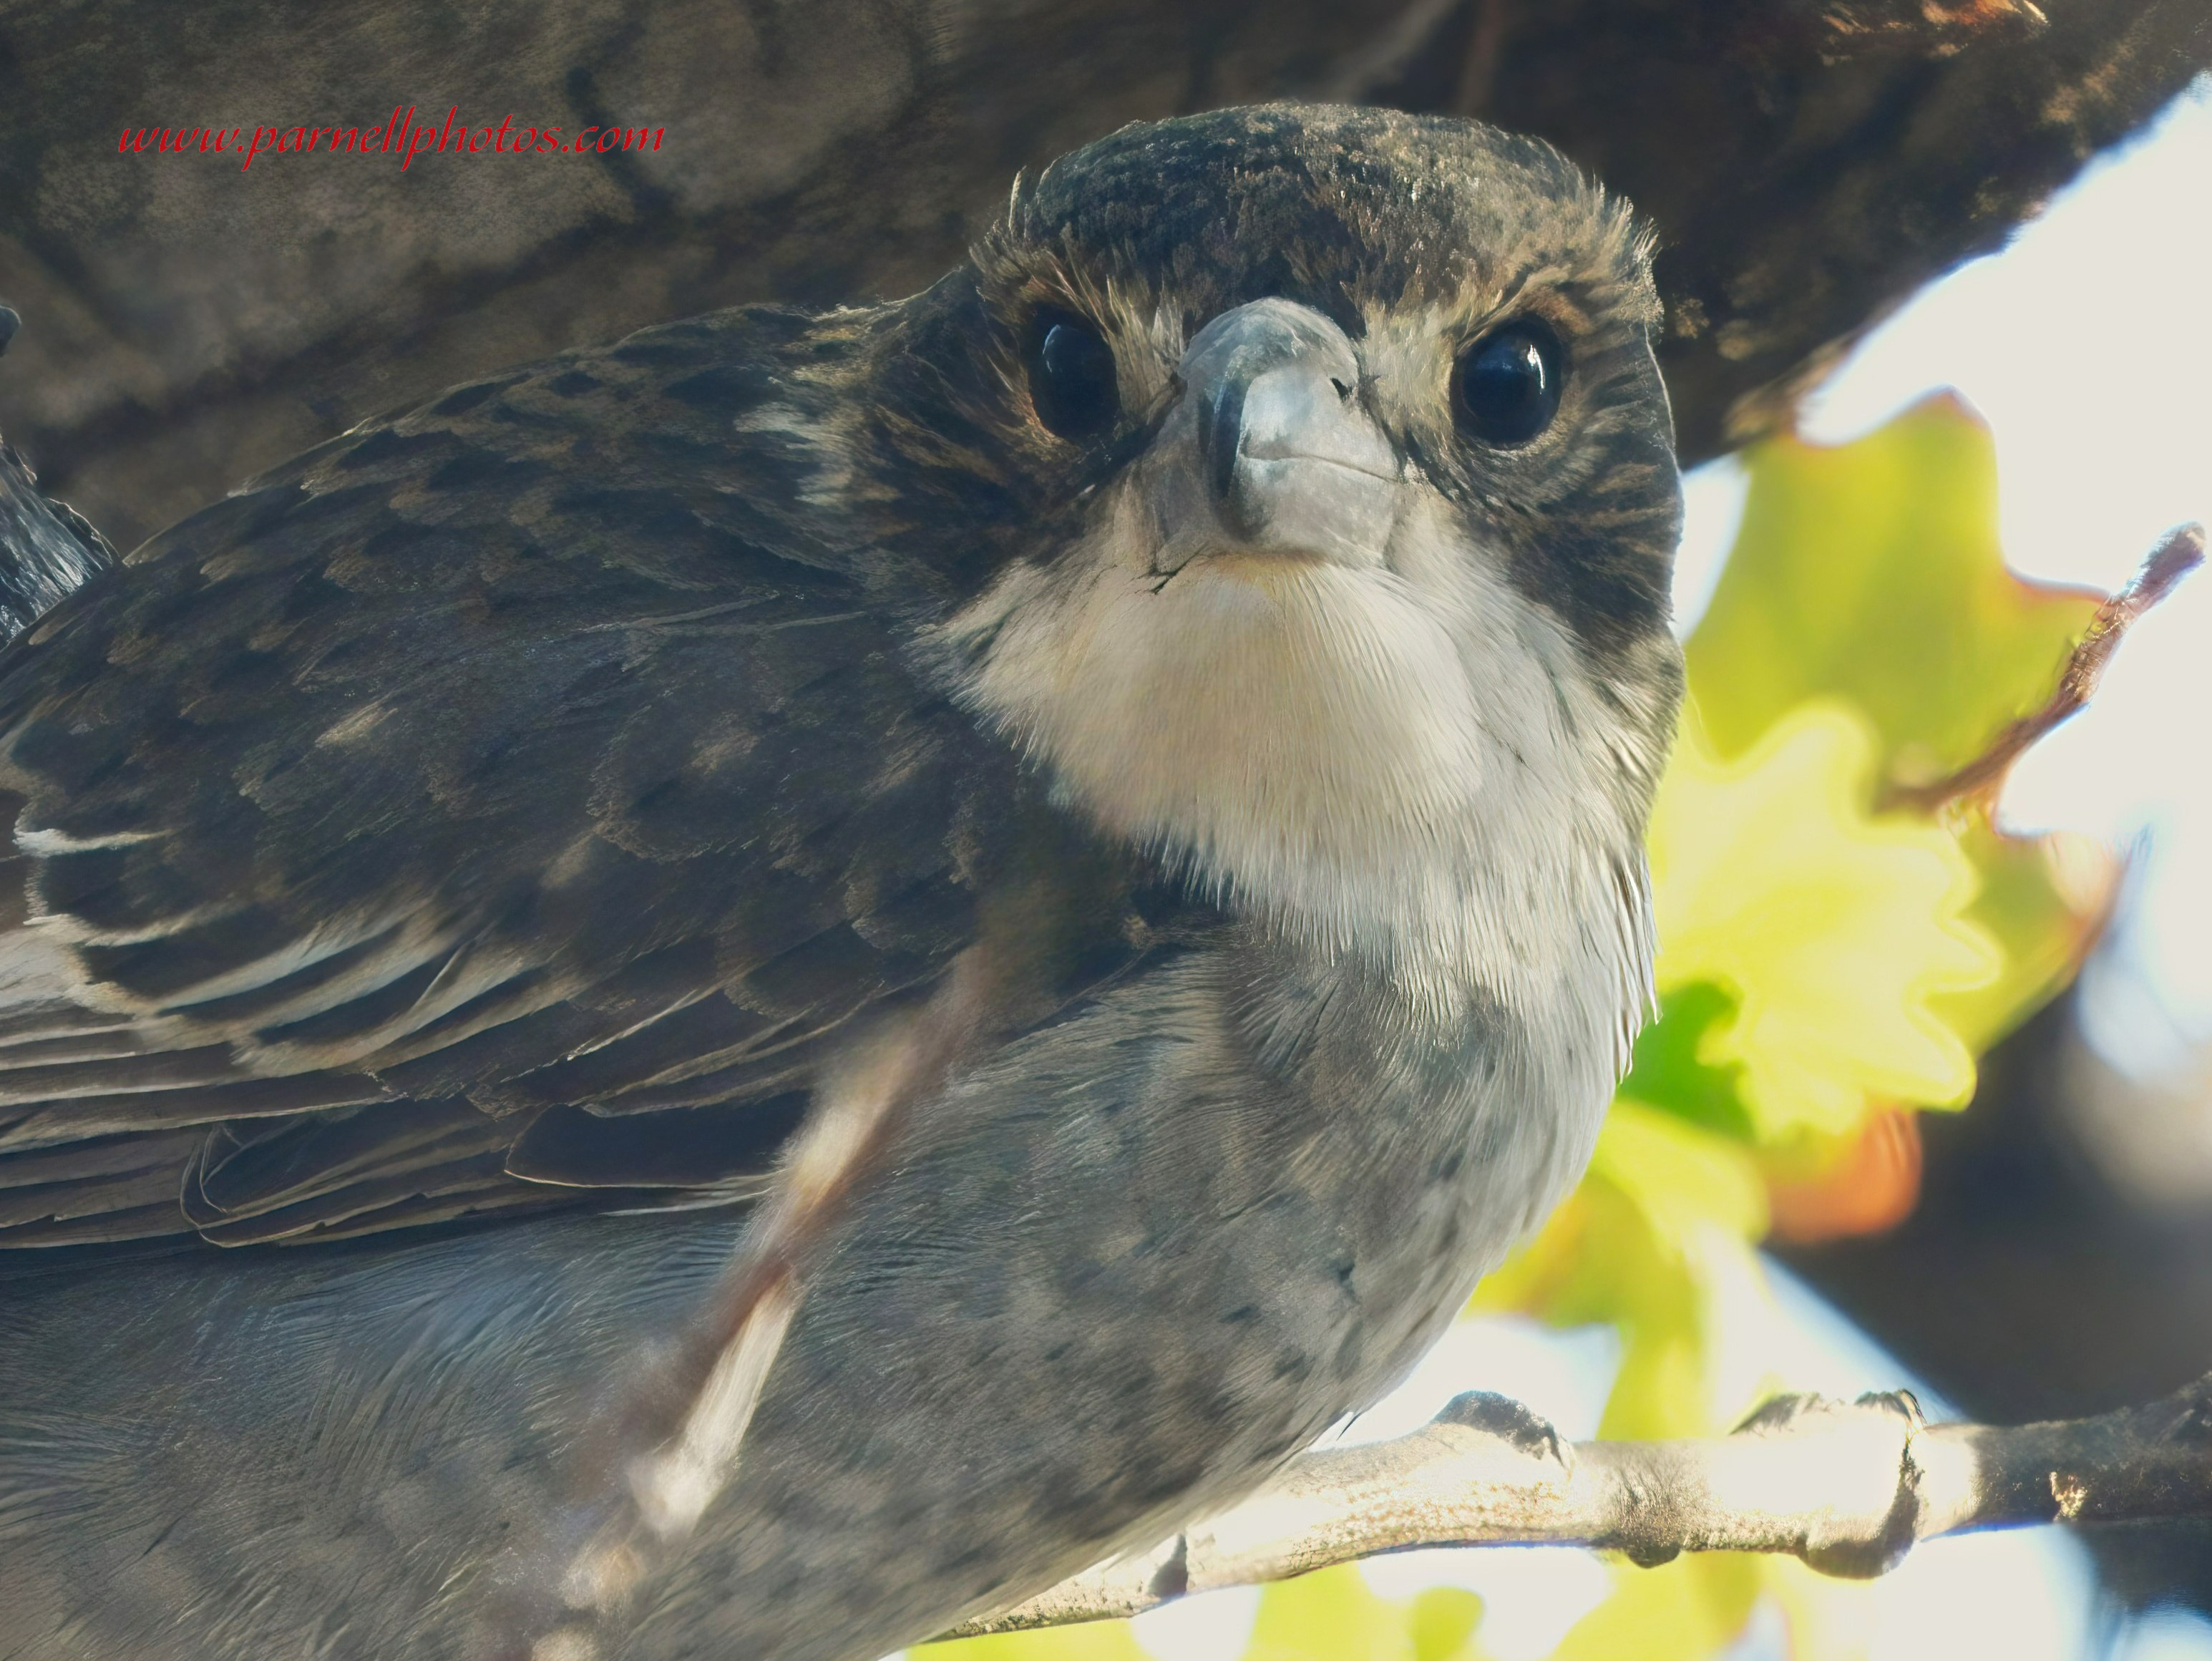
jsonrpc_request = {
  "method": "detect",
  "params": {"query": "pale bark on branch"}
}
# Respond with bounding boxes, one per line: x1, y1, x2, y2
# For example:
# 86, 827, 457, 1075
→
952, 1371, 2212, 1635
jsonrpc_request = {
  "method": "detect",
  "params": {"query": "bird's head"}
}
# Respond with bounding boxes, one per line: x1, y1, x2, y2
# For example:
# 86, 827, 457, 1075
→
855, 104, 1682, 998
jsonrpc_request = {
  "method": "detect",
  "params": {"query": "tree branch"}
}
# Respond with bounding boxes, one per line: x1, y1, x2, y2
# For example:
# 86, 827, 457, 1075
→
950, 1369, 2212, 1635
1882, 522, 2206, 815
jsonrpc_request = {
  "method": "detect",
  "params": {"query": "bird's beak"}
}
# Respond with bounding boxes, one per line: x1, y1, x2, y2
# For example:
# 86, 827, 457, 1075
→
1151, 298, 1404, 575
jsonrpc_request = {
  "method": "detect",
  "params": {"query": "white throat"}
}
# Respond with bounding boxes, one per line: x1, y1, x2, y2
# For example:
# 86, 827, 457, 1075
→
927, 479, 1662, 1067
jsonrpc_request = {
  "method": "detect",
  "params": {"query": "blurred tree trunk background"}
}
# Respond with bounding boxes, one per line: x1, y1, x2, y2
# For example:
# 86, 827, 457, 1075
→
4, 0, 2211, 1620
4, 0, 2206, 547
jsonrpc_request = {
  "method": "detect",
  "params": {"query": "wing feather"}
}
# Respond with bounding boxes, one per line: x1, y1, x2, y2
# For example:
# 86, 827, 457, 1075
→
0, 306, 1134, 1252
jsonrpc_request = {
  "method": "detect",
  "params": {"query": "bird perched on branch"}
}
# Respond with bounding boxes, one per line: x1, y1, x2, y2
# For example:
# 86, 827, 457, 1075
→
0, 104, 1680, 1660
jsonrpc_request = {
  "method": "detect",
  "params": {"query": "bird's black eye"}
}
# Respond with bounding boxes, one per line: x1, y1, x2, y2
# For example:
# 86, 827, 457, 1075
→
1452, 319, 1564, 447
1025, 310, 1120, 440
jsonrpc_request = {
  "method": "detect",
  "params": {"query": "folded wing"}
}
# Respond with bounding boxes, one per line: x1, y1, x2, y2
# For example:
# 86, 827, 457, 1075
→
0, 310, 1141, 1250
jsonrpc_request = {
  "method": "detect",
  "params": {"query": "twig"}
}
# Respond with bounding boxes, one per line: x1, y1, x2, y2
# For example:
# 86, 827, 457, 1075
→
1882, 522, 2203, 815
950, 1368, 2212, 1635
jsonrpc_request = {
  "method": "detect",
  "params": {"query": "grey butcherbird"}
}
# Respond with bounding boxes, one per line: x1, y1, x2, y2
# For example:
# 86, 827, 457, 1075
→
0, 103, 1681, 1660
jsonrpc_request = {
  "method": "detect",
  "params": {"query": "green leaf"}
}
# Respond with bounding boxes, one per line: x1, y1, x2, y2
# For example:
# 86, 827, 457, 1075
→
1619, 982, 1755, 1142
1238, 1570, 1491, 1661
1648, 701, 2000, 1136
1408, 1589, 1486, 1661
1685, 394, 2101, 786
1589, 1101, 1769, 1254
917, 1620, 1153, 1661
1937, 820, 2113, 1052
1677, 395, 2121, 1063
1246, 1567, 1416, 1661
1546, 1554, 1763, 1661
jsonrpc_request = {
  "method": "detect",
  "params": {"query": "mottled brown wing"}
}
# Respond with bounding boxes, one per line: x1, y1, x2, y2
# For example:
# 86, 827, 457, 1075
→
0, 306, 1090, 1250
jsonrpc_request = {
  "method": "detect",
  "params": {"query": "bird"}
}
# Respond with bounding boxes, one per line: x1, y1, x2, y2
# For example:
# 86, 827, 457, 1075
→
0, 102, 1682, 1661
